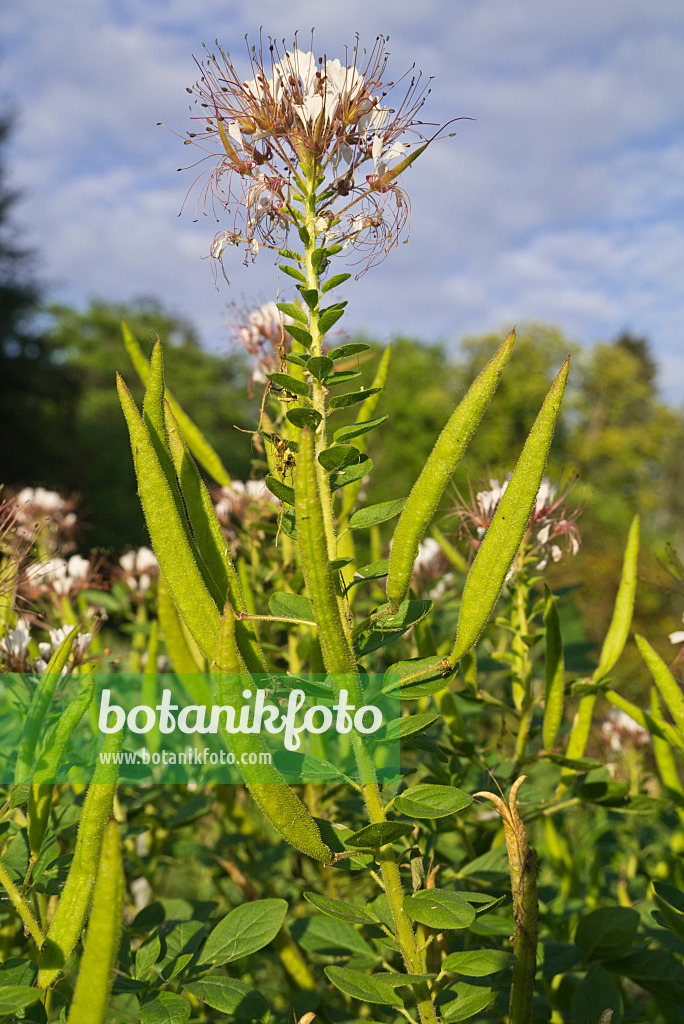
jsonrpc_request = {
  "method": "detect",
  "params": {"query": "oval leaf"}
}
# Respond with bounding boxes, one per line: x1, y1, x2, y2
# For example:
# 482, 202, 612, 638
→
183, 978, 269, 1019
325, 966, 402, 1006
349, 498, 407, 530
345, 822, 415, 848
307, 356, 334, 380
329, 387, 381, 410
318, 444, 360, 472
334, 416, 388, 443
304, 892, 379, 925
403, 890, 476, 931
268, 592, 315, 623
443, 949, 516, 977
200, 899, 287, 966
266, 372, 310, 398
287, 408, 322, 431
394, 784, 472, 819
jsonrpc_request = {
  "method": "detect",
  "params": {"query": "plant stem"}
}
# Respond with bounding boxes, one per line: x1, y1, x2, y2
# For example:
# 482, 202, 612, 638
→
0, 861, 44, 947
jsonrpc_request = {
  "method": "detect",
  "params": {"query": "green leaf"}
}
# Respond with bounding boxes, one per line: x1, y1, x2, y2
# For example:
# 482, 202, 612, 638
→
276, 301, 308, 324
321, 272, 351, 293
354, 600, 433, 657
378, 712, 441, 742
654, 880, 684, 915
443, 948, 516, 977
382, 658, 454, 700
278, 248, 302, 261
349, 498, 407, 530
439, 983, 497, 1022
284, 324, 313, 349
290, 915, 376, 956
608, 947, 684, 1002
140, 992, 191, 1024
319, 306, 346, 335
303, 891, 379, 925
635, 633, 684, 741
594, 515, 640, 683
330, 453, 372, 492
183, 978, 269, 1020
403, 891, 476, 930
318, 444, 360, 472
345, 822, 414, 848
352, 559, 390, 582
298, 225, 310, 245
286, 353, 308, 368
200, 899, 287, 966
278, 263, 306, 284
543, 585, 565, 751
298, 287, 319, 310
569, 964, 623, 1024
265, 475, 295, 505
328, 342, 371, 359
324, 966, 402, 1006
325, 369, 362, 388
451, 357, 570, 662
266, 372, 310, 398
307, 356, 334, 380
287, 408, 322, 431
574, 907, 639, 962
334, 416, 388, 443
394, 784, 472, 819
0, 987, 41, 1014
329, 387, 381, 410
268, 592, 315, 623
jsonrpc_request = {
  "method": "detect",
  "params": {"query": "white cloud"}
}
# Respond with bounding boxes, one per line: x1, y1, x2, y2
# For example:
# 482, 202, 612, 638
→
1, 0, 683, 403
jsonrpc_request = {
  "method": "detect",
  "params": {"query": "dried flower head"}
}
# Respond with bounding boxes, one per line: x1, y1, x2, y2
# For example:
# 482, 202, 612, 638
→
175, 32, 462, 273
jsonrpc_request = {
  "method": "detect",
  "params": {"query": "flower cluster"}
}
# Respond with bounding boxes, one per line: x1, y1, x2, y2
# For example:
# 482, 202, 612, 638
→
22, 554, 92, 600
600, 708, 651, 753
0, 618, 93, 674
178, 34, 456, 271
453, 476, 582, 573
119, 547, 159, 596
228, 301, 293, 394
9, 487, 78, 554
213, 481, 279, 538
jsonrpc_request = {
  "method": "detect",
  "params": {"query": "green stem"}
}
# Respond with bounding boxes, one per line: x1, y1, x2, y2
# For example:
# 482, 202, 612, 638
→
0, 861, 44, 947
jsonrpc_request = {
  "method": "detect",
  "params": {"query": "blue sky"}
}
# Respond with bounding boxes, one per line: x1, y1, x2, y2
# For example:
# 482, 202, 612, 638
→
1, 0, 683, 402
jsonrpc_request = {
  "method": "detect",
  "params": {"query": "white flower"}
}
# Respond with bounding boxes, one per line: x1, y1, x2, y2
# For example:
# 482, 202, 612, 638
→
600, 708, 651, 752
375, 140, 407, 177
535, 479, 557, 515
0, 618, 31, 660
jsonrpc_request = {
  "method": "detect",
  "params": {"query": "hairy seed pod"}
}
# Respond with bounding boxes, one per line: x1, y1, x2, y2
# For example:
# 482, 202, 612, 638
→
387, 331, 515, 612
66, 820, 124, 1024
37, 732, 121, 988
212, 602, 334, 865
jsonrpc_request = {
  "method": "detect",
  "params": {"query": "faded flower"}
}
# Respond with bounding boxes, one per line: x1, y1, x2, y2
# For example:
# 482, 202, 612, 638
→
600, 708, 651, 753
119, 547, 159, 595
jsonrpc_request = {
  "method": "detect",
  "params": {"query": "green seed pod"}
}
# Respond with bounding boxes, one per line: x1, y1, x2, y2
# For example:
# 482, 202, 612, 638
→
594, 514, 639, 683
542, 586, 564, 752
117, 372, 220, 659
212, 602, 334, 865
451, 356, 569, 663
636, 633, 684, 741
28, 677, 96, 861
38, 732, 121, 989
66, 820, 124, 1024
386, 331, 515, 612
14, 626, 80, 786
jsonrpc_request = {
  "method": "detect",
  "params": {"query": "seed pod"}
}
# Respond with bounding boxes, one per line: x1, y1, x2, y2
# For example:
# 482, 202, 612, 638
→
28, 677, 96, 861
66, 820, 124, 1024
38, 732, 121, 988
14, 626, 80, 786
212, 602, 334, 865
594, 515, 639, 683
542, 586, 564, 752
636, 633, 684, 741
387, 331, 515, 612
451, 357, 569, 663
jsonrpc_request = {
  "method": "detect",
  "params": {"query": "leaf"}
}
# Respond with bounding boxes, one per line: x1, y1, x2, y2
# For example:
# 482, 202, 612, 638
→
325, 369, 361, 388
351, 559, 390, 583
378, 712, 441, 742
291, 915, 376, 956
298, 287, 319, 310
278, 263, 306, 284
329, 387, 381, 410
284, 324, 313, 349
382, 658, 454, 700
439, 983, 497, 1021
594, 515, 640, 683
443, 948, 516, 976
318, 444, 360, 472
307, 356, 334, 380
321, 272, 352, 294
183, 978, 269, 1020
574, 907, 639, 962
451, 358, 570, 662
394, 784, 472, 819
266, 372, 310, 398
140, 992, 192, 1024
268, 592, 316, 623
303, 891, 379, 925
324, 966, 402, 1006
354, 600, 433, 657
349, 498, 407, 530
0, 987, 41, 1014
330, 453, 372, 492
334, 416, 388, 443
276, 301, 308, 324
403, 891, 477, 930
287, 408, 322, 431
200, 899, 287, 966
318, 306, 345, 335
345, 822, 415, 848
265, 475, 295, 505
569, 964, 623, 1024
